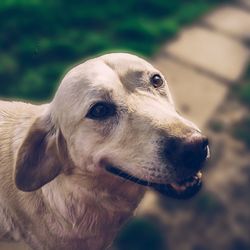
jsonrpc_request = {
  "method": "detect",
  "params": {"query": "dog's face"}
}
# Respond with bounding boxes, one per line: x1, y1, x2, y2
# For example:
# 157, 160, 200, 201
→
15, 53, 209, 199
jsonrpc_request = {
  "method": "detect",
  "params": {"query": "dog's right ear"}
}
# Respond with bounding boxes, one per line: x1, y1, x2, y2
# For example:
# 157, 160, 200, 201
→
14, 115, 62, 192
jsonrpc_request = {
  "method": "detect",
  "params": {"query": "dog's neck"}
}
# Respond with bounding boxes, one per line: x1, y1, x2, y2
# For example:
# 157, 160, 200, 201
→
41, 172, 144, 245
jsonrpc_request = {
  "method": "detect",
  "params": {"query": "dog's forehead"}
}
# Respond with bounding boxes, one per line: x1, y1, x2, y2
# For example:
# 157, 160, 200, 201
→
97, 53, 160, 91
100, 53, 155, 73
61, 53, 160, 96
52, 53, 175, 130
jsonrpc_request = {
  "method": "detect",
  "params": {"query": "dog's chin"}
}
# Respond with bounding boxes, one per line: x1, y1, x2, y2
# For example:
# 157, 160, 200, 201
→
105, 165, 202, 200
152, 172, 202, 199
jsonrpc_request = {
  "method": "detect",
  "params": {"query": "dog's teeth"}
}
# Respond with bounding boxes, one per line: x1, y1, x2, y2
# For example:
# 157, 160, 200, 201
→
206, 147, 210, 159
171, 172, 202, 191
197, 171, 202, 179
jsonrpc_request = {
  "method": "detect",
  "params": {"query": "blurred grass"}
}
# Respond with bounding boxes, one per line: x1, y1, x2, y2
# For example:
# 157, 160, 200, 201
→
194, 192, 225, 216
233, 115, 250, 148
0, 0, 220, 101
234, 66, 250, 107
113, 217, 166, 250
233, 65, 250, 148
209, 119, 225, 133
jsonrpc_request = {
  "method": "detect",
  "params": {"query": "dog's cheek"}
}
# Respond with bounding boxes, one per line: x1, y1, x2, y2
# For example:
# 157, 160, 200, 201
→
66, 129, 100, 171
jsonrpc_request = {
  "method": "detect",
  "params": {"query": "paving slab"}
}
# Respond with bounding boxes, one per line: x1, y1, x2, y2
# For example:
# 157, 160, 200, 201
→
164, 26, 249, 82
154, 58, 228, 129
0, 241, 28, 250
238, 0, 250, 9
203, 5, 250, 40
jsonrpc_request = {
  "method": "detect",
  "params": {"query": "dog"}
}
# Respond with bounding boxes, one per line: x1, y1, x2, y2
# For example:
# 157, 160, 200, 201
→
0, 53, 209, 250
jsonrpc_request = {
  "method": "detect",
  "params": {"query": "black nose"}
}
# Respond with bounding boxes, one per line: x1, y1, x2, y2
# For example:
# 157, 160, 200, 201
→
163, 132, 209, 173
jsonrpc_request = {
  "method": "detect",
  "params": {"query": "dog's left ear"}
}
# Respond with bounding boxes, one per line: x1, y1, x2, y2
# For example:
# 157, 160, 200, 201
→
14, 115, 62, 192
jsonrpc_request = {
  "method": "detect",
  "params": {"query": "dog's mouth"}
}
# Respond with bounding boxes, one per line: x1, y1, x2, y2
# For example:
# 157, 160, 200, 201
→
105, 165, 202, 199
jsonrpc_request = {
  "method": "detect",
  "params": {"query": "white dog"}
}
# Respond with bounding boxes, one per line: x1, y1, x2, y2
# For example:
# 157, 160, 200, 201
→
0, 53, 209, 250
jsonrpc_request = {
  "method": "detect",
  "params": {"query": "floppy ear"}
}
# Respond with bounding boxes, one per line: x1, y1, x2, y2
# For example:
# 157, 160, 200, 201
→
14, 115, 62, 192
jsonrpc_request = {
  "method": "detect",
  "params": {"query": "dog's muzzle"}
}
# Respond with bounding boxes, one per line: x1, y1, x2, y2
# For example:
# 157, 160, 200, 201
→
105, 132, 209, 200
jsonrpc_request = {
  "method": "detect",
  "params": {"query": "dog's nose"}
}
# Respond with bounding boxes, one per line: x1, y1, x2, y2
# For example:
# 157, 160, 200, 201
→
164, 132, 209, 172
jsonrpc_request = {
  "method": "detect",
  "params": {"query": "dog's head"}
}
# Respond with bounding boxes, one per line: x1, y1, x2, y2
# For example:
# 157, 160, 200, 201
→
15, 53, 209, 199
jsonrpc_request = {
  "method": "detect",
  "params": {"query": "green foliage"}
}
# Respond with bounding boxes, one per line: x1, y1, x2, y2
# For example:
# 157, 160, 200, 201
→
235, 71, 250, 107
0, 0, 218, 101
114, 217, 166, 250
194, 192, 224, 215
209, 120, 225, 133
234, 66, 250, 107
233, 115, 250, 148
238, 83, 250, 106
233, 65, 250, 148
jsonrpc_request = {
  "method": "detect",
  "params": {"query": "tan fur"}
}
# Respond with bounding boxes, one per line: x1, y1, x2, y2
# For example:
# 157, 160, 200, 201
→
0, 53, 200, 249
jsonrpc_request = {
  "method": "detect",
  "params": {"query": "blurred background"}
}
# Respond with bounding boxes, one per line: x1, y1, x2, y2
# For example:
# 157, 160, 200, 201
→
0, 0, 250, 249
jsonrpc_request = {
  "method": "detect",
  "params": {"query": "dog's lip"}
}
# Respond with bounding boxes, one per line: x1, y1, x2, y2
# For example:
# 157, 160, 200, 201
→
155, 172, 202, 199
105, 165, 202, 199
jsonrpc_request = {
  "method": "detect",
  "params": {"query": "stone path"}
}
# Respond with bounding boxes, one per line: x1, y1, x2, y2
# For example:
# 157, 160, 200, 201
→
155, 3, 249, 128
203, 6, 250, 40
1, 2, 250, 250
138, 2, 250, 250
164, 26, 249, 82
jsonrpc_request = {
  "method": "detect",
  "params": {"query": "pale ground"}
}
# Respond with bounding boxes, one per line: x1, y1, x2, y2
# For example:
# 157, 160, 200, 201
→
1, 1, 250, 250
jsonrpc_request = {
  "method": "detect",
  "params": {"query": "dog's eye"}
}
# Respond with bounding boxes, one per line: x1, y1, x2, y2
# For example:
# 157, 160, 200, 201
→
151, 74, 163, 88
86, 102, 116, 120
